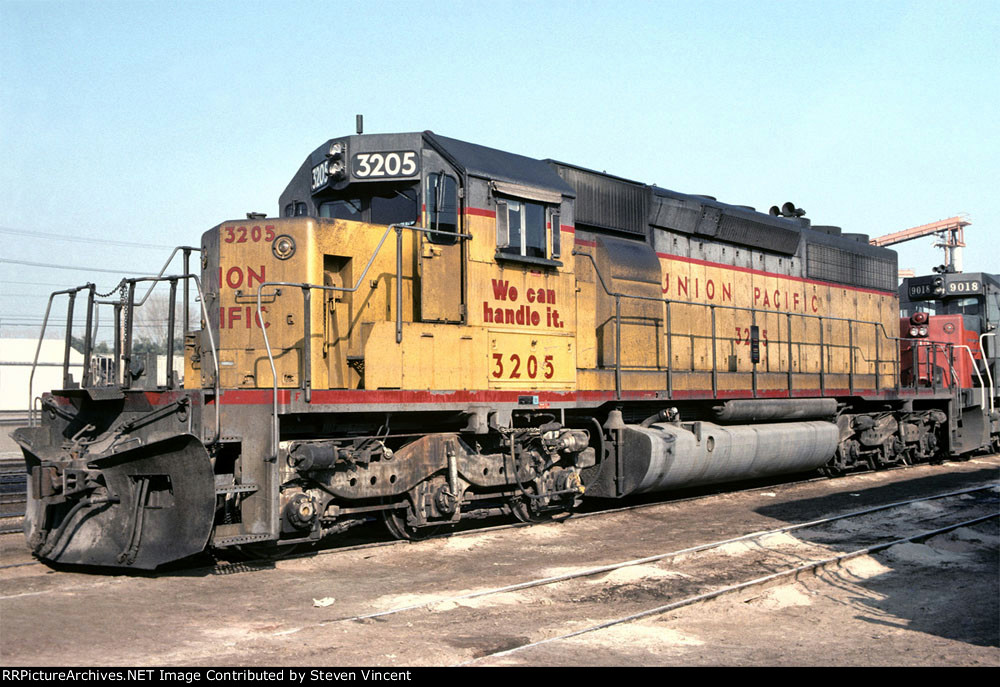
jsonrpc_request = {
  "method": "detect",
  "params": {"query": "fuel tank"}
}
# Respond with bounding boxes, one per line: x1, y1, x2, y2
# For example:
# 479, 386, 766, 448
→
586, 420, 839, 497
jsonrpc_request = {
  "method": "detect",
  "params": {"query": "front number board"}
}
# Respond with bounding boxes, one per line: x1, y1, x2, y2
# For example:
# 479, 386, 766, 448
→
352, 151, 419, 179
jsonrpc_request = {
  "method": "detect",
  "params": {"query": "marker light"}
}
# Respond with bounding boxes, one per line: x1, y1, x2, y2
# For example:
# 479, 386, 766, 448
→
273, 235, 296, 260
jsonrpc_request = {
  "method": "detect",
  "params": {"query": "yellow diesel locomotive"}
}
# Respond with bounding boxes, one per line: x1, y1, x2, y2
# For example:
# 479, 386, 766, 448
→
14, 130, 994, 569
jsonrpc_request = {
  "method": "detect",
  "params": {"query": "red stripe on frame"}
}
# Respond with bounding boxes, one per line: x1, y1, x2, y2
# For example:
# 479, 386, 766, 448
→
205, 386, 925, 407
466, 207, 496, 218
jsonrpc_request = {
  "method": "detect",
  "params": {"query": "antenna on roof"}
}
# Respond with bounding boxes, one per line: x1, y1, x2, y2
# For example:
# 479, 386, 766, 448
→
356, 114, 363, 135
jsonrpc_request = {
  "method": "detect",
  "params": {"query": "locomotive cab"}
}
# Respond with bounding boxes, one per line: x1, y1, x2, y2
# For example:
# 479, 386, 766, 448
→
899, 272, 999, 391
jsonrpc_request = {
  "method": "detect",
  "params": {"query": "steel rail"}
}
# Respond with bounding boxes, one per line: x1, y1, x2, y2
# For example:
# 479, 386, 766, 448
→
326, 483, 997, 624
466, 510, 999, 664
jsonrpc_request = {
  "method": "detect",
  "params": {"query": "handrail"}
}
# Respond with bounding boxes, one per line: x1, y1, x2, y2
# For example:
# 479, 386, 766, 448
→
26, 273, 219, 443
135, 245, 200, 308
27, 284, 92, 425
954, 344, 987, 410
980, 333, 996, 413
26, 244, 201, 424
255, 222, 472, 461
573, 250, 958, 400
121, 274, 220, 442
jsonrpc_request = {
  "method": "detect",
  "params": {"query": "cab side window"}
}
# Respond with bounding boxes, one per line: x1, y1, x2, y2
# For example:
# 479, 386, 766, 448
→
496, 197, 561, 260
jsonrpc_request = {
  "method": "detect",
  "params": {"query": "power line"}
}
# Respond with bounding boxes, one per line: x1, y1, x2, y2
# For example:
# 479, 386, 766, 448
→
0, 280, 84, 288
0, 226, 175, 250
0, 258, 155, 275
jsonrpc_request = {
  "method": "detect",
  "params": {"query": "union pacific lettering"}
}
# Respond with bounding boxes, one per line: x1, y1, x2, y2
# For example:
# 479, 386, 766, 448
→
662, 274, 734, 303
482, 279, 565, 328
218, 265, 267, 291
218, 264, 270, 329
659, 257, 823, 314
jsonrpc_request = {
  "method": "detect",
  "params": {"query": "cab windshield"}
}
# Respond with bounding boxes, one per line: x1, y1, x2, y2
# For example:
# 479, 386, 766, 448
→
942, 297, 983, 317
317, 183, 419, 225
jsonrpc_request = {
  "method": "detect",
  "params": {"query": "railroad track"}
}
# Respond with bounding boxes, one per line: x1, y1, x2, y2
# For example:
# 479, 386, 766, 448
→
0, 461, 26, 535
454, 485, 1000, 665
1, 477, 996, 666
299, 484, 998, 624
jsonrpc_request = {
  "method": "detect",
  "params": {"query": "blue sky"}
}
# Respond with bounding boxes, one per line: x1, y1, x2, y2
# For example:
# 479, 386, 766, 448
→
1, 0, 998, 338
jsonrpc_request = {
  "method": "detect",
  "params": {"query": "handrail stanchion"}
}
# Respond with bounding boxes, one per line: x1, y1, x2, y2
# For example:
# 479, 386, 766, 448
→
189, 275, 220, 444
62, 291, 76, 388
931, 340, 937, 394
396, 226, 404, 344
82, 285, 95, 387
615, 295, 622, 400
819, 316, 825, 395
711, 305, 717, 398
166, 278, 177, 388
183, 247, 192, 334
874, 322, 880, 393
666, 300, 673, 397
751, 307, 758, 398
114, 303, 122, 386
122, 281, 136, 390
302, 286, 312, 403
786, 312, 793, 394
848, 320, 855, 394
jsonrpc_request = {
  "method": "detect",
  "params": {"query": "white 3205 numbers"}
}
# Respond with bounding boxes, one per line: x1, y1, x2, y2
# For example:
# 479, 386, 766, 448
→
353, 151, 419, 179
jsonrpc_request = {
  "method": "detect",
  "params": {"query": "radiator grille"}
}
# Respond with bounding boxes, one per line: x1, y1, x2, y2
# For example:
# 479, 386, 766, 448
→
807, 243, 896, 292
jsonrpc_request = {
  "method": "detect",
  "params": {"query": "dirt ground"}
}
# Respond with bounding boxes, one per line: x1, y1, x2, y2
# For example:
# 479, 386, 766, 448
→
477, 522, 999, 666
0, 456, 997, 667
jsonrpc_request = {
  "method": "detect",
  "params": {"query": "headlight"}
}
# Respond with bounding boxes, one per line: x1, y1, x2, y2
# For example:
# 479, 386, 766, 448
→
327, 160, 346, 180
918, 327, 928, 337
328, 141, 344, 159
909, 327, 919, 337
272, 234, 296, 260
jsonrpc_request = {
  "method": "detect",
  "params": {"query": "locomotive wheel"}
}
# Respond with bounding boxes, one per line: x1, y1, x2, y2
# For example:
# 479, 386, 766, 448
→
510, 496, 552, 523
382, 508, 442, 541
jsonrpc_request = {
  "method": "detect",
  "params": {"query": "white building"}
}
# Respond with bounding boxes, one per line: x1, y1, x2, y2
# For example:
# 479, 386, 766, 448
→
0, 338, 84, 412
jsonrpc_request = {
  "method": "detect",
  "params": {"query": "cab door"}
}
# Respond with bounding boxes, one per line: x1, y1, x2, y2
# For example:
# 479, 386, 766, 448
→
420, 172, 463, 323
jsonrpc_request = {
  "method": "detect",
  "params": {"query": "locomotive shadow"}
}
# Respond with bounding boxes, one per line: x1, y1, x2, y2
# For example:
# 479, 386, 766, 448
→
755, 466, 1000, 648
